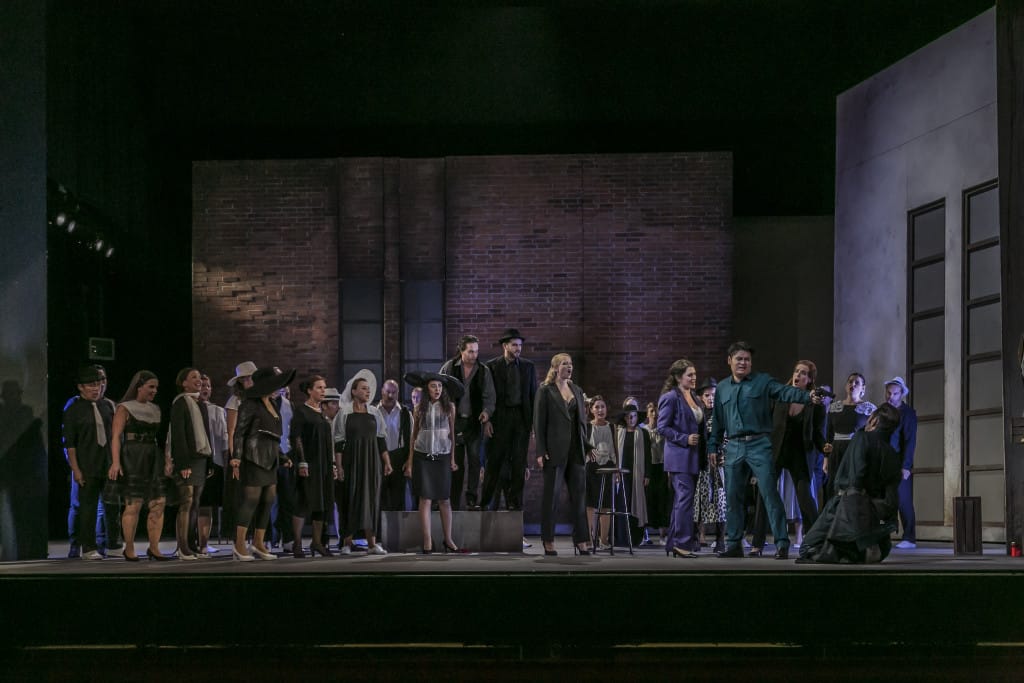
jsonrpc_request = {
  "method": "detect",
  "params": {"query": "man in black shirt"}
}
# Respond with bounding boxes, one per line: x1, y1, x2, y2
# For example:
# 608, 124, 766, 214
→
482, 329, 538, 512
63, 366, 117, 560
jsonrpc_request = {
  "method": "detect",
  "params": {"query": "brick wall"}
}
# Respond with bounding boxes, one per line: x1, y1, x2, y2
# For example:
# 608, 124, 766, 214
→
193, 152, 732, 409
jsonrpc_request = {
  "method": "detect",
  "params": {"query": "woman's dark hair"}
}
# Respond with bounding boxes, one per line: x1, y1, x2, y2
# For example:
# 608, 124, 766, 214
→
175, 367, 199, 393
872, 402, 900, 434
660, 359, 694, 396
299, 374, 326, 396
414, 379, 453, 422
120, 370, 158, 403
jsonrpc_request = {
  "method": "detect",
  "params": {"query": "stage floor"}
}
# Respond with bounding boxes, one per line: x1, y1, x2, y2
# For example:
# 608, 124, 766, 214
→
0, 537, 1017, 575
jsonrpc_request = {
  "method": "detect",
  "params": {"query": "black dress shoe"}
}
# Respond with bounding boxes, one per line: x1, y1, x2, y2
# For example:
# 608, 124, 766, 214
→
146, 549, 173, 562
717, 545, 744, 558
774, 545, 790, 560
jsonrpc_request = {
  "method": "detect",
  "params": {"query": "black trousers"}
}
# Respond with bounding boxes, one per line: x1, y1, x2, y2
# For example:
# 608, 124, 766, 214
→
751, 469, 818, 549
449, 418, 482, 510
540, 457, 587, 544
481, 408, 530, 510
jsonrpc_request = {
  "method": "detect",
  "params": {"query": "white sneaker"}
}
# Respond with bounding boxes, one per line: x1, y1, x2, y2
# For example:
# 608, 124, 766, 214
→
204, 545, 220, 555
105, 544, 125, 557
82, 550, 104, 560
282, 541, 294, 553
895, 540, 917, 549
522, 537, 532, 549
339, 545, 352, 555
368, 543, 388, 555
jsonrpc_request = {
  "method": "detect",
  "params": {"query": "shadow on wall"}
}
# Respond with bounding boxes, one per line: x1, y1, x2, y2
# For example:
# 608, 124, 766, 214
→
0, 379, 48, 560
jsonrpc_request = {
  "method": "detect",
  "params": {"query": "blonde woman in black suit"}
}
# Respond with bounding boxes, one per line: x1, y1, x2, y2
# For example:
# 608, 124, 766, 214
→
534, 353, 594, 557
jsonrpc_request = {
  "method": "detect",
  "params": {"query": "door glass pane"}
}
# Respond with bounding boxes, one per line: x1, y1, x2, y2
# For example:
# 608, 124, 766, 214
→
342, 280, 383, 320
913, 206, 945, 260
910, 368, 944, 417
968, 303, 1002, 356
968, 187, 999, 244
967, 413, 1004, 466
913, 262, 944, 312
968, 359, 1003, 411
968, 470, 1005, 524
342, 323, 382, 360
915, 420, 944, 468
912, 316, 944, 365
969, 245, 1000, 300
914, 472, 944, 523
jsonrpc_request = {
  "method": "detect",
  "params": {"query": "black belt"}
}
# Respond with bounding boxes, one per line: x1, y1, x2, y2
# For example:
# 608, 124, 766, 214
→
733, 433, 769, 442
123, 433, 155, 442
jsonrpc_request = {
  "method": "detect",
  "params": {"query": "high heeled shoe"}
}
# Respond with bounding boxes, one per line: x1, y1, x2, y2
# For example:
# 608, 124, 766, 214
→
250, 546, 278, 560
671, 546, 698, 559
124, 553, 140, 562
146, 549, 172, 562
443, 541, 462, 554
421, 544, 433, 555
543, 545, 557, 556
232, 547, 255, 562
292, 543, 306, 559
309, 542, 333, 557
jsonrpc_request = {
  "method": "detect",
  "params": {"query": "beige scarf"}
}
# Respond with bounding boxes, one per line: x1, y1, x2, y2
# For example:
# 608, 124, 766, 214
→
172, 393, 212, 456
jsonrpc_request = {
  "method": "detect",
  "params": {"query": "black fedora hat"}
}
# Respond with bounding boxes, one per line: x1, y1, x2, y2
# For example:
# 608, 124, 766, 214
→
246, 367, 296, 398
698, 377, 718, 394
498, 328, 525, 345
612, 403, 643, 425
403, 371, 465, 401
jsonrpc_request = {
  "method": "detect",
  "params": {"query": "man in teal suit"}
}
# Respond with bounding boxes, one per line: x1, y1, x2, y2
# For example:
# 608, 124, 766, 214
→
708, 342, 821, 559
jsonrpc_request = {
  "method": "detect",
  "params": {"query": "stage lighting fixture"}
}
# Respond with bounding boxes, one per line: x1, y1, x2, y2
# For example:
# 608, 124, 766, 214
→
105, 247, 114, 258
95, 239, 104, 251
66, 220, 77, 233
55, 212, 67, 227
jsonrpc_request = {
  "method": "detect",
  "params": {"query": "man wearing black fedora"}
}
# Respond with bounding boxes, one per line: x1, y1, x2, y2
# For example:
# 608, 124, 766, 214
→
482, 328, 538, 512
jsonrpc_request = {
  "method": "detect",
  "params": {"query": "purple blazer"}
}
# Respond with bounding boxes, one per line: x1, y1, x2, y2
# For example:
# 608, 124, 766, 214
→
657, 388, 701, 475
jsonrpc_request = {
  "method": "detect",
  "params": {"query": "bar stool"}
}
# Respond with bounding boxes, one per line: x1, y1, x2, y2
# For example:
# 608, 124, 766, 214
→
593, 466, 634, 556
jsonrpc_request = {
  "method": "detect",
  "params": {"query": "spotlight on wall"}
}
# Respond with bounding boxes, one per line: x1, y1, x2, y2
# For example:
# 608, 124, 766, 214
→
105, 246, 114, 258
94, 239, 104, 251
55, 212, 67, 227
66, 220, 77, 233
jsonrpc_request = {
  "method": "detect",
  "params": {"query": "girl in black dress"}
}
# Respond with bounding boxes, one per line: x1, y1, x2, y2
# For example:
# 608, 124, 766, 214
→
106, 370, 171, 561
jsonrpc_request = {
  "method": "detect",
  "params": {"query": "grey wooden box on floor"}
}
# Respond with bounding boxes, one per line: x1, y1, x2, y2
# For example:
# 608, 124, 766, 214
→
380, 510, 524, 553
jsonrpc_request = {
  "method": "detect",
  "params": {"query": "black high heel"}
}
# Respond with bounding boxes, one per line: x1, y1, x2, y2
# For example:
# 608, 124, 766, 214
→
574, 546, 590, 556
443, 541, 460, 554
146, 549, 172, 562
124, 553, 140, 562
309, 542, 333, 557
422, 544, 433, 555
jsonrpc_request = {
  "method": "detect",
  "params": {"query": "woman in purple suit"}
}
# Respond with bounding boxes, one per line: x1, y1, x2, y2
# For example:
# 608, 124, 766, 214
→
656, 359, 703, 558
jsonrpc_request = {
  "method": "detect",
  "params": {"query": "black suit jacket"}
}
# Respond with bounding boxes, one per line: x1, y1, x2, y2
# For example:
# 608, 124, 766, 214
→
533, 382, 590, 467
486, 355, 538, 430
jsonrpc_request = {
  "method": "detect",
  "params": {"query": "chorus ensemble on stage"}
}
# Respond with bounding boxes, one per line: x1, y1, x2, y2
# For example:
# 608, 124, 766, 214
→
62, 329, 917, 563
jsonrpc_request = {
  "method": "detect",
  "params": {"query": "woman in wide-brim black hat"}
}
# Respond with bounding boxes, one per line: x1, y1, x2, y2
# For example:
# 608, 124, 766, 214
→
229, 366, 296, 561
402, 371, 463, 553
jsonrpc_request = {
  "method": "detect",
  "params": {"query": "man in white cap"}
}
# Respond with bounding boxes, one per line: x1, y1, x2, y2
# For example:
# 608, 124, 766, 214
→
884, 376, 918, 549
223, 361, 256, 534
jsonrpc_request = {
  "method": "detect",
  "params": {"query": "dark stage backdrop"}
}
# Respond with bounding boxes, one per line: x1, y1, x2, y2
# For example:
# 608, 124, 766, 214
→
192, 152, 733, 409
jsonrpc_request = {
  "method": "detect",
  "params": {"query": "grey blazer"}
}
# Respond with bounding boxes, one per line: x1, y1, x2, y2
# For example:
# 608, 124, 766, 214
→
533, 382, 590, 467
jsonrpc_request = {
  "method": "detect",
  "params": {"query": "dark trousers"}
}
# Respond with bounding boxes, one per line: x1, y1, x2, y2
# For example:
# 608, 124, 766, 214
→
380, 469, 408, 512
666, 471, 697, 551
481, 410, 530, 510
69, 476, 121, 552
540, 459, 588, 544
271, 464, 295, 544
72, 476, 103, 552
897, 475, 916, 542
450, 418, 482, 510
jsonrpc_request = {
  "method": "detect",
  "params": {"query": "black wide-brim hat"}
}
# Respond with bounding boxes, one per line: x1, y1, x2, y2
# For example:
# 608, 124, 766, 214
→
613, 403, 643, 425
246, 367, 296, 398
403, 371, 465, 401
698, 377, 718, 394
497, 328, 525, 345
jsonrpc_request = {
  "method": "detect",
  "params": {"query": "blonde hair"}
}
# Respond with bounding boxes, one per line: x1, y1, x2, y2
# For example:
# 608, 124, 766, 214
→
543, 353, 572, 385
